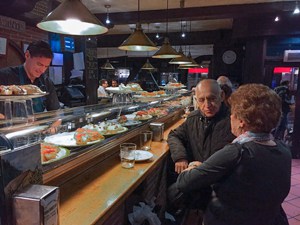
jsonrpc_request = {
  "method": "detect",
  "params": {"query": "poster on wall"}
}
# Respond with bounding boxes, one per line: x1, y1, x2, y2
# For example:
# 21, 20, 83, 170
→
0, 37, 7, 55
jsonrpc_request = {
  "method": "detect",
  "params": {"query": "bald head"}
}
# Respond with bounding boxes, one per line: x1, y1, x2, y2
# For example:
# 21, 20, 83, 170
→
195, 79, 223, 118
217, 76, 232, 88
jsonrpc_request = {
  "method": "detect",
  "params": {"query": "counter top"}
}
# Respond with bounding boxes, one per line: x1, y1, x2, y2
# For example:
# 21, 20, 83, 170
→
58, 119, 184, 225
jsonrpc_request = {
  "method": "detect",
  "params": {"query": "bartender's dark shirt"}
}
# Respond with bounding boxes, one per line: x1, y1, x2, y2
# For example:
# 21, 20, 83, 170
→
0, 65, 60, 112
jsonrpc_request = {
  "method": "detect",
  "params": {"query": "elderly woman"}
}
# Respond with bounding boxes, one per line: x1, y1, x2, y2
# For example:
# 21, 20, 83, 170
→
176, 84, 291, 225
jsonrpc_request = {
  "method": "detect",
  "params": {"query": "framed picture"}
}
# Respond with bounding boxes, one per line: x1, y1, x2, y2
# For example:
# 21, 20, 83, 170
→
0, 37, 7, 55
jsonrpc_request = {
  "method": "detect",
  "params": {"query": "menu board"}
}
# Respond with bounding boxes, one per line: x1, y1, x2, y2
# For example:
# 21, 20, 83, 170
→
85, 39, 98, 80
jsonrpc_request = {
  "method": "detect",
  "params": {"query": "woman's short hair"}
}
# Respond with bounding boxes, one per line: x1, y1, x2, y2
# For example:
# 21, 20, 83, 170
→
228, 83, 281, 133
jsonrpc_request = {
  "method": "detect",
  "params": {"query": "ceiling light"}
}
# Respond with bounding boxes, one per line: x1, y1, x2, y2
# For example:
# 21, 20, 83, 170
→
141, 59, 156, 70
274, 16, 280, 22
101, 48, 115, 70
152, 37, 181, 58
101, 59, 115, 70
169, 47, 191, 64
37, 0, 108, 35
156, 33, 160, 39
184, 52, 199, 67
294, 2, 300, 14
181, 32, 186, 38
105, 5, 111, 24
118, 0, 157, 51
152, 0, 180, 59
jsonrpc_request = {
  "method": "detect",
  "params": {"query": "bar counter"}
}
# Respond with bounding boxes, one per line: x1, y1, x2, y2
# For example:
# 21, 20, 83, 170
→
55, 119, 185, 225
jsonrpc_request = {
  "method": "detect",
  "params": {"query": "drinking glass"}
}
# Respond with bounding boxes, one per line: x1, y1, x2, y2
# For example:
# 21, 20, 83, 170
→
139, 131, 153, 151
120, 143, 136, 168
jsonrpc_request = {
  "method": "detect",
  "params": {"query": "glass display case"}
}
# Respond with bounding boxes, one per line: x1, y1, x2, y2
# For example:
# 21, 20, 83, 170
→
0, 92, 192, 174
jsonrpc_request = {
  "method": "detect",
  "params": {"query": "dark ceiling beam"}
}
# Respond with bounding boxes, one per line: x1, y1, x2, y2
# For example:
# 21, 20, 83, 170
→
97, 30, 232, 47
94, 1, 296, 25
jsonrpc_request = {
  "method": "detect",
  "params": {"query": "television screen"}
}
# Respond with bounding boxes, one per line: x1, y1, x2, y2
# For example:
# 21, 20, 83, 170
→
52, 53, 64, 66
64, 37, 75, 52
49, 33, 61, 52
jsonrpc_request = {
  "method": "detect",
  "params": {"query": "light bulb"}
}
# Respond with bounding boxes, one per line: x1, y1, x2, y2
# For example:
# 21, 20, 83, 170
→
106, 17, 111, 24
274, 16, 280, 22
293, 7, 300, 14
156, 33, 159, 39
181, 32, 186, 38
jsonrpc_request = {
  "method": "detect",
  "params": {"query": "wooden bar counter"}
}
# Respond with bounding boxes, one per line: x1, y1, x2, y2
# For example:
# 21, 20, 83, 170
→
56, 119, 185, 225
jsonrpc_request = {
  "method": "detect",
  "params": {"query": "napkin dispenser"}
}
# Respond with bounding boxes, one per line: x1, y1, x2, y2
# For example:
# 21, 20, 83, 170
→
149, 122, 164, 142
13, 184, 59, 225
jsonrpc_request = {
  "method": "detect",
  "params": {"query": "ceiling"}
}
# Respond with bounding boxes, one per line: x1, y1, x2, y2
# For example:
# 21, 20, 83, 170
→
75, 0, 298, 58
1, 0, 299, 59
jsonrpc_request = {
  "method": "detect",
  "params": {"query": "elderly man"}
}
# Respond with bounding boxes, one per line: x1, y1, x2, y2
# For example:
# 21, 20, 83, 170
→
168, 79, 235, 173
167, 79, 235, 212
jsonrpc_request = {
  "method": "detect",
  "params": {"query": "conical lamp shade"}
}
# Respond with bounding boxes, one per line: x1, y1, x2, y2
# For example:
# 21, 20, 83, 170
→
37, 0, 108, 35
184, 52, 199, 67
152, 37, 181, 59
101, 59, 115, 70
141, 59, 156, 70
119, 23, 158, 51
169, 47, 191, 64
178, 64, 192, 70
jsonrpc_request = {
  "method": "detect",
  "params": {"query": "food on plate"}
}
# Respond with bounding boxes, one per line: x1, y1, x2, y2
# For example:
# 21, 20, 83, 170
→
41, 143, 60, 163
127, 83, 143, 91
167, 82, 183, 87
147, 107, 168, 117
156, 90, 166, 95
74, 128, 104, 145
97, 121, 127, 135
0, 84, 44, 95
135, 110, 152, 120
141, 91, 157, 97
118, 115, 128, 124
20, 85, 45, 94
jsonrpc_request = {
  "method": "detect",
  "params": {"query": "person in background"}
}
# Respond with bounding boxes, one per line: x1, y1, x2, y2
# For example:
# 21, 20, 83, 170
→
97, 79, 109, 97
217, 75, 233, 107
111, 79, 118, 87
0, 40, 60, 113
175, 83, 291, 225
273, 80, 293, 140
167, 79, 235, 210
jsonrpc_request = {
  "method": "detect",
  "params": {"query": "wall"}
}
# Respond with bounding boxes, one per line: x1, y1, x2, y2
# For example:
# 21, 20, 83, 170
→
0, 16, 48, 68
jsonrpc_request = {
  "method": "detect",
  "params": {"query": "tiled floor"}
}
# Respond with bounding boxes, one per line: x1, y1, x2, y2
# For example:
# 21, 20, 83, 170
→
283, 159, 300, 225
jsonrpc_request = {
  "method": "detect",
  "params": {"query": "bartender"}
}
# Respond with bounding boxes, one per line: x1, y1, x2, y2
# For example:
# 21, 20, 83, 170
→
0, 40, 60, 113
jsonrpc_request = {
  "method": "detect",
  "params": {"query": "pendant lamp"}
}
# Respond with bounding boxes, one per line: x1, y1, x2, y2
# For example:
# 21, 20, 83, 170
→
152, 0, 180, 59
37, 0, 108, 35
184, 52, 199, 67
118, 0, 157, 51
101, 48, 115, 70
101, 59, 115, 70
169, 47, 191, 64
141, 59, 156, 70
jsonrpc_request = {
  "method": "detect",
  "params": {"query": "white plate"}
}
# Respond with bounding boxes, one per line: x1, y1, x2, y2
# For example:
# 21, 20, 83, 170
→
0, 92, 48, 100
122, 120, 142, 127
44, 132, 103, 147
159, 85, 186, 90
106, 87, 133, 94
135, 150, 153, 161
41, 146, 70, 164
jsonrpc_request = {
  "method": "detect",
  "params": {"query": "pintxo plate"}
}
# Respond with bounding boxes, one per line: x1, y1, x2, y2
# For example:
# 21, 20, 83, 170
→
44, 132, 104, 147
0, 93, 48, 100
41, 146, 70, 164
